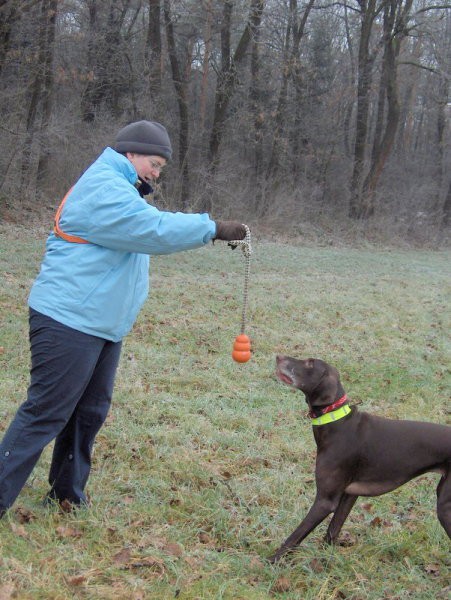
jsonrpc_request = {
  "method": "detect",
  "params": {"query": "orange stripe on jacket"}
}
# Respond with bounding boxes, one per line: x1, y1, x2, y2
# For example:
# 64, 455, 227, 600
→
53, 188, 90, 244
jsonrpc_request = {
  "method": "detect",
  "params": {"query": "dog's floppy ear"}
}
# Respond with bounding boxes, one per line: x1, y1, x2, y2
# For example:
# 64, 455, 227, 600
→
310, 364, 345, 407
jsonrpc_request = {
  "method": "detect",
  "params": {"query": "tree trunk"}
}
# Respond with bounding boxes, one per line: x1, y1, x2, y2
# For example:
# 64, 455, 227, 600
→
435, 10, 450, 226
348, 0, 380, 219
36, 0, 58, 183
163, 0, 192, 208
80, 0, 100, 122
146, 0, 163, 116
342, 3, 356, 157
441, 180, 450, 230
200, 0, 264, 212
361, 0, 412, 216
199, 0, 213, 132
267, 0, 315, 179
249, 0, 264, 185
0, 0, 17, 77
396, 35, 422, 153
208, 0, 265, 170
0, 0, 41, 76
80, 0, 131, 122
207, 0, 232, 173
21, 0, 56, 194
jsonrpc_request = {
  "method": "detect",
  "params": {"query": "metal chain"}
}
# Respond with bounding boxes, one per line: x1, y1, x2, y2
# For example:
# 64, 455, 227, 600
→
228, 224, 252, 334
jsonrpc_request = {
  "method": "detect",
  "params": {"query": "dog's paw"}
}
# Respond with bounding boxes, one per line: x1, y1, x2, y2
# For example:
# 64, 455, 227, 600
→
267, 553, 277, 564
267, 549, 286, 564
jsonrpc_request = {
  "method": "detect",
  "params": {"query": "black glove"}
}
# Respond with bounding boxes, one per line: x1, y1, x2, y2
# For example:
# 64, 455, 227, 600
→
214, 221, 247, 242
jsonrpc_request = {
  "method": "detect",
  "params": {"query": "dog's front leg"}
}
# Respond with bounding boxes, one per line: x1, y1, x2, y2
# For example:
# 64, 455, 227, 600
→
269, 495, 338, 563
325, 493, 358, 544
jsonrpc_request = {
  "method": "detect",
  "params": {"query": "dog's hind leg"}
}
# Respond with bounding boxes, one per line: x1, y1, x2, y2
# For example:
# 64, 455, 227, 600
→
436, 469, 451, 538
325, 493, 358, 544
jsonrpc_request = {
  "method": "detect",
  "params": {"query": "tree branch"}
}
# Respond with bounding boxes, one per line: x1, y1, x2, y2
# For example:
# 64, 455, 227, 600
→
312, 2, 362, 14
415, 5, 451, 15
398, 60, 449, 79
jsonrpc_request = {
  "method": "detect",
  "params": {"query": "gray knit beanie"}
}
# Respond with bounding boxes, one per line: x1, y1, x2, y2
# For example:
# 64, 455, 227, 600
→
114, 120, 172, 160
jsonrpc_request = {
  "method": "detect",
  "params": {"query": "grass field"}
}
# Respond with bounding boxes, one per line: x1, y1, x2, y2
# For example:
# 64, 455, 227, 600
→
0, 222, 450, 599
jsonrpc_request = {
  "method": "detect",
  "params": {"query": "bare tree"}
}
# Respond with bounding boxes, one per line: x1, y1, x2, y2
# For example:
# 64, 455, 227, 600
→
360, 0, 413, 217
80, 0, 141, 122
267, 0, 315, 178
0, 0, 40, 76
21, 0, 58, 195
163, 0, 195, 208
36, 0, 58, 183
249, 0, 265, 185
146, 0, 163, 117
348, 0, 384, 219
199, 0, 213, 131
0, 0, 449, 241
208, 0, 265, 169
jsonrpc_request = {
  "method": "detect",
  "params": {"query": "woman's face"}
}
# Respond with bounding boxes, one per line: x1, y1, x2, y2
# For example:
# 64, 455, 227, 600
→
126, 153, 167, 184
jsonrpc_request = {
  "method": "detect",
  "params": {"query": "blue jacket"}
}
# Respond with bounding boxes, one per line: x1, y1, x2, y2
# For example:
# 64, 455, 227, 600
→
28, 147, 217, 341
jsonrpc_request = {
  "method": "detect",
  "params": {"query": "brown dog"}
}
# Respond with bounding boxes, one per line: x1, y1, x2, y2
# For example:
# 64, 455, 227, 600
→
270, 355, 451, 562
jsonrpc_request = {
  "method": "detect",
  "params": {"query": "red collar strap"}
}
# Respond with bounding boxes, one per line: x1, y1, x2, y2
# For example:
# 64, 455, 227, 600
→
309, 394, 348, 418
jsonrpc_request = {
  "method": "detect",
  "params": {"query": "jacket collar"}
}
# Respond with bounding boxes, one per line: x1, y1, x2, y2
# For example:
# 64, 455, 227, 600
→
99, 147, 139, 185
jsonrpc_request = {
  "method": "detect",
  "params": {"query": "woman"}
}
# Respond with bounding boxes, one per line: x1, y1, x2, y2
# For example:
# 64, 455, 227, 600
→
0, 120, 248, 516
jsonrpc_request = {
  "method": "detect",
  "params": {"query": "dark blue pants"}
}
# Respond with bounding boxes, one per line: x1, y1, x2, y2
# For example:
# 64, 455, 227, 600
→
0, 309, 122, 513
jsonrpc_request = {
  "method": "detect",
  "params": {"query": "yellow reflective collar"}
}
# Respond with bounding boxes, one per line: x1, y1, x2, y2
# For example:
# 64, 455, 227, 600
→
311, 404, 351, 426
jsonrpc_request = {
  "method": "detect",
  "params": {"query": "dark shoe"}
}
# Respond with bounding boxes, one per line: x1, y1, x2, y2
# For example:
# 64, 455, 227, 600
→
43, 492, 90, 513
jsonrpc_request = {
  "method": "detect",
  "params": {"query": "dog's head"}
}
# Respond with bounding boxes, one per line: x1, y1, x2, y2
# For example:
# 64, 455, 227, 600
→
275, 355, 345, 412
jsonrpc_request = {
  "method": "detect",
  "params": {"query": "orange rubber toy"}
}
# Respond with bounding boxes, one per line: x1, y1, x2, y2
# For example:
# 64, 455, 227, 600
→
232, 334, 251, 363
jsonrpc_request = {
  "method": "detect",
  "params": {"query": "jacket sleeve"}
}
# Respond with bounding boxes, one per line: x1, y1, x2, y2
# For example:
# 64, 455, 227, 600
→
63, 181, 217, 255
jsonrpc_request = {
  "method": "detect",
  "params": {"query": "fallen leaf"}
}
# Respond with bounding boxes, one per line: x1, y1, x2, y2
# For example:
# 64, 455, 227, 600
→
338, 530, 357, 546
56, 525, 83, 539
15, 507, 35, 523
271, 577, 291, 593
0, 583, 15, 600
424, 563, 440, 576
112, 548, 132, 565
67, 575, 87, 586
308, 557, 324, 573
10, 523, 28, 539
163, 542, 183, 557
249, 556, 265, 569
184, 555, 204, 569
129, 519, 145, 528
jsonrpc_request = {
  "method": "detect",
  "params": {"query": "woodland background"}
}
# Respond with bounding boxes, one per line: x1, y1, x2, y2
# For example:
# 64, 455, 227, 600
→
0, 0, 450, 245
